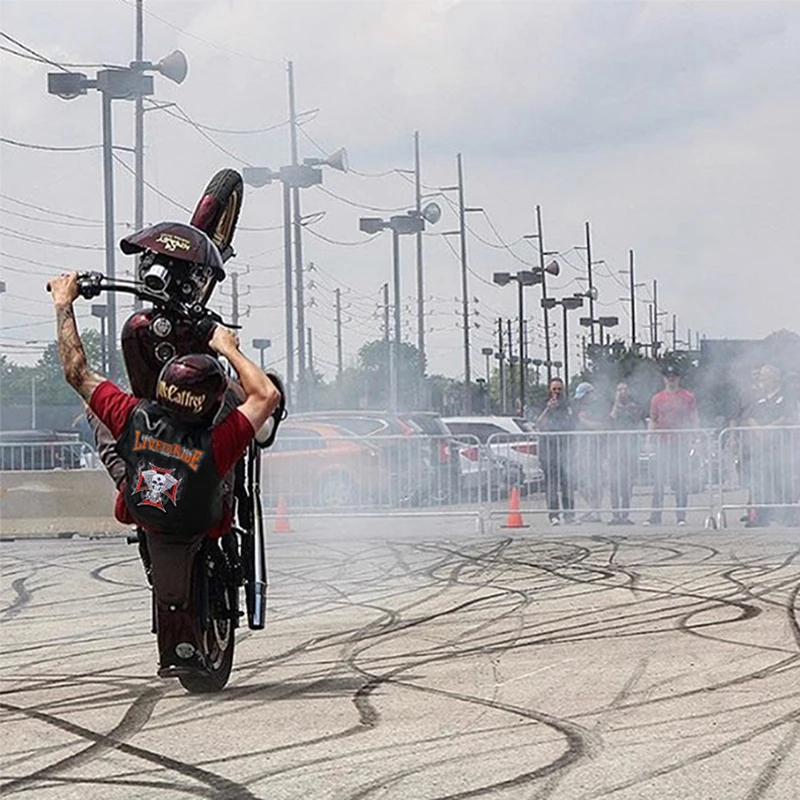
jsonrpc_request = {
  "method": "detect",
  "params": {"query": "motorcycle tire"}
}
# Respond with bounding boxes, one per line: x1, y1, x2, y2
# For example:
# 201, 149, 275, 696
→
190, 169, 243, 262
178, 541, 236, 693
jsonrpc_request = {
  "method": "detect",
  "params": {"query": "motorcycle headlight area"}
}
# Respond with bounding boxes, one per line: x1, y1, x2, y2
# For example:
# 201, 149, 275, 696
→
138, 254, 214, 306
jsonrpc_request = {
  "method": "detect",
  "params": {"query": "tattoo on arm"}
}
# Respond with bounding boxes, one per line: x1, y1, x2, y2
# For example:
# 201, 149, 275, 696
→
56, 304, 103, 402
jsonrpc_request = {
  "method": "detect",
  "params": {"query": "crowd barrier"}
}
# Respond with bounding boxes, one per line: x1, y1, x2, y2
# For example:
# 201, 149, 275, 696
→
714, 425, 800, 528
4, 428, 799, 532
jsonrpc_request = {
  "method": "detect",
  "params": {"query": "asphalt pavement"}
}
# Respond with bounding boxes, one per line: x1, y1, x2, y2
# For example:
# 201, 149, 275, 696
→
2, 519, 800, 799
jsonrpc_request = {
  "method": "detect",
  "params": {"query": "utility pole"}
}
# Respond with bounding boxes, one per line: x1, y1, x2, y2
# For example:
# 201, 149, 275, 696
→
382, 283, 390, 343
133, 0, 144, 312
497, 317, 506, 414
414, 131, 425, 375
382, 282, 396, 410
652, 279, 660, 356
288, 61, 307, 409
628, 249, 636, 347
306, 326, 314, 411
534, 205, 553, 382
282, 179, 294, 403
335, 287, 343, 379
670, 313, 677, 351
457, 153, 471, 397
506, 318, 515, 410
585, 221, 596, 345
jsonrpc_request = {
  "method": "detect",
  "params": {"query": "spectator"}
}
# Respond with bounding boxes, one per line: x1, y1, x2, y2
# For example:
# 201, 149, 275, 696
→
535, 378, 576, 526
573, 382, 605, 523
644, 364, 699, 527
743, 364, 798, 527
607, 381, 645, 525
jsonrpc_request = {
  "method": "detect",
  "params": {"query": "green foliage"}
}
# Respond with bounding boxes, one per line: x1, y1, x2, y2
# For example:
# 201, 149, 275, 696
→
0, 330, 106, 406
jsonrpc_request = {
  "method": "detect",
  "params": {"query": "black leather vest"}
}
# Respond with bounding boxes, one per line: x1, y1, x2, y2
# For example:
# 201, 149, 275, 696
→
117, 401, 223, 535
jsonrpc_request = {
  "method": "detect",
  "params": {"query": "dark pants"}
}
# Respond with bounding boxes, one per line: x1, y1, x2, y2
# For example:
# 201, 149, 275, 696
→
542, 438, 574, 520
649, 438, 689, 523
609, 438, 637, 519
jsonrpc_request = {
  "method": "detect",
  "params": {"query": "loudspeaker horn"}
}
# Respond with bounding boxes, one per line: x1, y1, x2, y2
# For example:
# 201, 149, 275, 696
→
545, 259, 560, 276
324, 147, 348, 172
156, 50, 188, 85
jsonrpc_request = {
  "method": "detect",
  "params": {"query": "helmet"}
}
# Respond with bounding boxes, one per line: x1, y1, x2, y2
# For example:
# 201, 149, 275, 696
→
120, 222, 225, 297
120, 221, 223, 272
155, 354, 226, 424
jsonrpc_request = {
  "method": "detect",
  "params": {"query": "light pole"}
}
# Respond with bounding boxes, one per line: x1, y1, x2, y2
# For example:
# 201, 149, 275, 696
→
541, 296, 583, 394
47, 52, 187, 383
581, 315, 620, 360
91, 304, 108, 374
493, 261, 558, 416
252, 338, 272, 372
358, 203, 441, 411
243, 148, 347, 409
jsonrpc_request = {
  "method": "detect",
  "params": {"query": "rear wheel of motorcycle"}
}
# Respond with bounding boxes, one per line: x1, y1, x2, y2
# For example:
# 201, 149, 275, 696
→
179, 546, 235, 693
190, 169, 243, 259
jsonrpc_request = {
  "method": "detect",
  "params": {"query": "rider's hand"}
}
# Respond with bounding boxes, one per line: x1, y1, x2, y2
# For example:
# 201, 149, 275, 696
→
47, 272, 79, 307
208, 325, 240, 357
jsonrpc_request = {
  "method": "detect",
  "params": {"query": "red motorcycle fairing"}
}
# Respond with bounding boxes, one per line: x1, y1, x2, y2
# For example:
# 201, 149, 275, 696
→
122, 310, 215, 399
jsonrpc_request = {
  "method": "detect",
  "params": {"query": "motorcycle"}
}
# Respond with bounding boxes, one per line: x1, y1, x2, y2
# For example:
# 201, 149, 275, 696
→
74, 169, 281, 693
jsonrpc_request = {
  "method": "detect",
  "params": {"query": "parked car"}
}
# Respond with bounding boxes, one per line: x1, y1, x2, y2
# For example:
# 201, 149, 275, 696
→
261, 422, 390, 508
441, 416, 544, 493
290, 411, 434, 506
0, 430, 86, 471
397, 411, 463, 504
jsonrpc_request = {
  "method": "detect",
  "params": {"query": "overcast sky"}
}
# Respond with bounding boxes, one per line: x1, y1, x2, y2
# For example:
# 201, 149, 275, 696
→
2, 0, 799, 382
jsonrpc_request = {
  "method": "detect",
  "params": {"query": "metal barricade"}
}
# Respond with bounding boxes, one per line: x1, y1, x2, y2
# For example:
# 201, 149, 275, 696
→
716, 425, 800, 528
260, 433, 493, 517
0, 440, 98, 471
486, 428, 717, 526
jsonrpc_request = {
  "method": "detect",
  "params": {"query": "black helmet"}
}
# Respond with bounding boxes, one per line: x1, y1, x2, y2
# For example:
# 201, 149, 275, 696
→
120, 221, 225, 290
155, 354, 226, 424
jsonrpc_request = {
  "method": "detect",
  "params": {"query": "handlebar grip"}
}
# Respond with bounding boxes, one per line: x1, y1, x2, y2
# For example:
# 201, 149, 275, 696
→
196, 317, 217, 340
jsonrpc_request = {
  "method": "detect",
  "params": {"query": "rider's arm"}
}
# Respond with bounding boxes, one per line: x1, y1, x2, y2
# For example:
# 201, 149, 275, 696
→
209, 327, 281, 434
49, 272, 105, 403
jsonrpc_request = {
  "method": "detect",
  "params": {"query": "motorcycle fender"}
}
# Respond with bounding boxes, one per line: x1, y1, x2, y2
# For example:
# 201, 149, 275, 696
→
146, 531, 204, 609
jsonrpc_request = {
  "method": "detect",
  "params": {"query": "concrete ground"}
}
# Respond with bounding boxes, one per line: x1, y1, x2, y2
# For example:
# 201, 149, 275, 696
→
1, 518, 799, 799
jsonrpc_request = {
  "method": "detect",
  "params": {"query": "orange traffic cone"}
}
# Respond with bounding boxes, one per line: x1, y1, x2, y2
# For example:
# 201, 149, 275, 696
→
273, 493, 292, 533
502, 486, 529, 529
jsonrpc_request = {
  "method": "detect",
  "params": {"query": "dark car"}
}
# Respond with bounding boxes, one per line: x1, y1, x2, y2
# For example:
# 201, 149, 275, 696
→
398, 411, 463, 504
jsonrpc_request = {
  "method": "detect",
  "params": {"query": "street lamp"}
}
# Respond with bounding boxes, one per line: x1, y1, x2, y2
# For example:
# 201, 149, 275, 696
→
493, 260, 558, 415
47, 51, 187, 383
252, 338, 272, 372
481, 346, 494, 383
580, 315, 620, 357
358, 202, 441, 411
91, 304, 108, 374
541, 295, 583, 394
242, 148, 347, 409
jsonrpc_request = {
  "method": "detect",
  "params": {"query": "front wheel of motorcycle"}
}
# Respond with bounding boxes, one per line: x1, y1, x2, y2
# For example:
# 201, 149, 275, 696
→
190, 169, 243, 261
179, 542, 236, 693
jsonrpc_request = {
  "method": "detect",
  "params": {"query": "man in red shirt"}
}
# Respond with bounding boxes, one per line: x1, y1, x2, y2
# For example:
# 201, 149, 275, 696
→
48, 271, 281, 540
644, 364, 699, 526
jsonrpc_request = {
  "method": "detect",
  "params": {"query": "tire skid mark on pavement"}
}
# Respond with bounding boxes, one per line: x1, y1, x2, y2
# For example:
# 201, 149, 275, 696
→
743, 717, 800, 800
0, 691, 258, 800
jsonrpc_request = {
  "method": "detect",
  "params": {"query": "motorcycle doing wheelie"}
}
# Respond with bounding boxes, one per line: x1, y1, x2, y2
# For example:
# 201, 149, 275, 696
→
76, 169, 282, 693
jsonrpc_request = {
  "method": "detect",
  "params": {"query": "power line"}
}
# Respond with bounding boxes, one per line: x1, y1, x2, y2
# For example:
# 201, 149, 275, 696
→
0, 137, 106, 152
315, 185, 410, 213
0, 206, 107, 229
112, 153, 193, 214
0, 193, 106, 224
305, 228, 381, 247
116, 0, 284, 66
0, 226, 104, 251
0, 31, 70, 71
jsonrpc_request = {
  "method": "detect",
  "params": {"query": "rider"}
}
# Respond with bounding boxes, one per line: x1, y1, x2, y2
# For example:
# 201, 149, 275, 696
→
48, 271, 281, 538
49, 271, 281, 676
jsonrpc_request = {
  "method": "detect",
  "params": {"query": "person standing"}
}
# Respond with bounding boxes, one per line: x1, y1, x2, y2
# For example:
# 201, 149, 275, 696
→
573, 382, 605, 523
644, 364, 699, 526
607, 381, 644, 525
536, 378, 576, 525
743, 364, 798, 527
